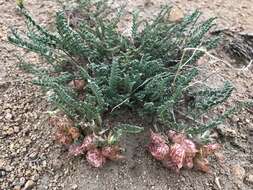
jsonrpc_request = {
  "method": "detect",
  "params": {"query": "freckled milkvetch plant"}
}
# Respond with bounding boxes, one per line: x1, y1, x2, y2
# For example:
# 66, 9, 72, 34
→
9, 0, 235, 170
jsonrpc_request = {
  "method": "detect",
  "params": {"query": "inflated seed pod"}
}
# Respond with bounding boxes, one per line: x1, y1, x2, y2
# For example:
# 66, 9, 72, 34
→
101, 145, 124, 161
86, 148, 106, 168
68, 127, 81, 140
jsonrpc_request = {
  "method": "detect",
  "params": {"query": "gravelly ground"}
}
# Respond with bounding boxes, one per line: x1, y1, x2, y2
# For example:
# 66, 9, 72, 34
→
0, 0, 253, 189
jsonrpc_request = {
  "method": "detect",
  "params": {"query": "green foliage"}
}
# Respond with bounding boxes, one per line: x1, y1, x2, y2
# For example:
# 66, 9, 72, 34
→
116, 124, 144, 134
191, 82, 233, 111
9, 0, 234, 139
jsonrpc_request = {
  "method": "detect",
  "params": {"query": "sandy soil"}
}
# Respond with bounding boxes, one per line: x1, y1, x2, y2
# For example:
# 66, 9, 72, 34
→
0, 0, 253, 190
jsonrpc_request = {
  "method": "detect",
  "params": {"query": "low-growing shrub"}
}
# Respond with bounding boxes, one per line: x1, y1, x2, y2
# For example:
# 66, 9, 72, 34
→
9, 0, 237, 171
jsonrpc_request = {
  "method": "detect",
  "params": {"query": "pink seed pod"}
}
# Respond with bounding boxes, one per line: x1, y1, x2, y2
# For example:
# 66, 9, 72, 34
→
182, 137, 197, 169
182, 139, 197, 160
148, 143, 170, 161
68, 144, 84, 156
55, 131, 73, 145
168, 143, 185, 171
200, 144, 221, 158
194, 157, 210, 173
86, 148, 106, 168
49, 116, 74, 131
184, 156, 194, 169
148, 131, 170, 161
80, 134, 96, 152
167, 131, 197, 169
162, 158, 180, 172
68, 127, 81, 140
167, 130, 186, 144
150, 130, 167, 145
101, 146, 124, 161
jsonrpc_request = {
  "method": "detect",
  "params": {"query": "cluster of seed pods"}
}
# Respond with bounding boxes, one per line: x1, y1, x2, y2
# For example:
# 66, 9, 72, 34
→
49, 116, 123, 167
148, 130, 221, 173
49, 116, 220, 170
68, 134, 124, 167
